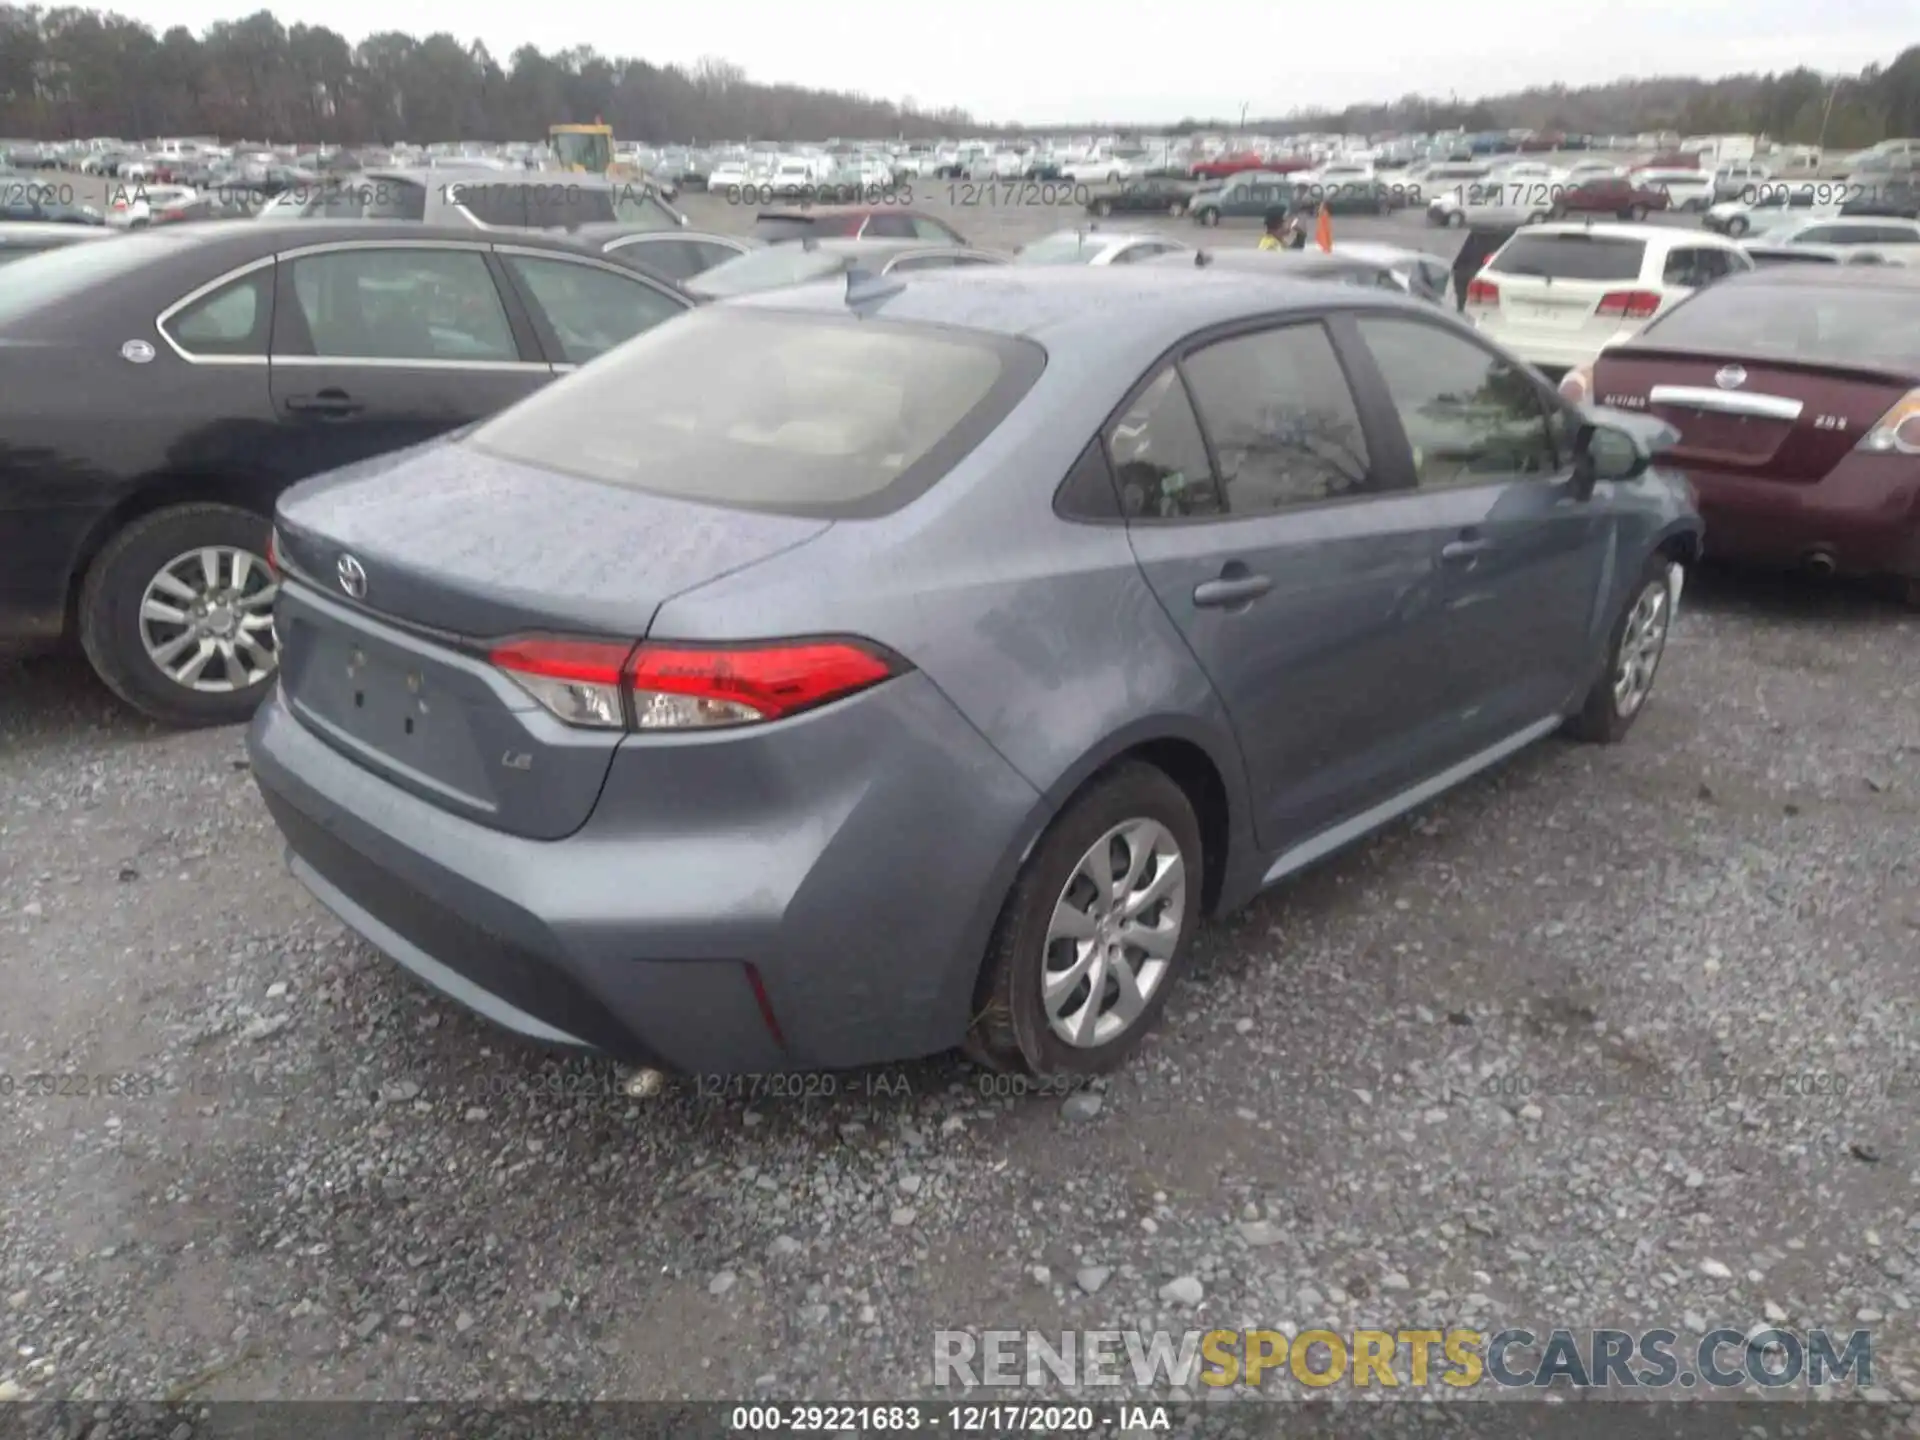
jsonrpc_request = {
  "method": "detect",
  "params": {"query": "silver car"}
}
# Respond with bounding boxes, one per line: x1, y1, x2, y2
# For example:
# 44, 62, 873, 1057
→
251, 267, 1701, 1078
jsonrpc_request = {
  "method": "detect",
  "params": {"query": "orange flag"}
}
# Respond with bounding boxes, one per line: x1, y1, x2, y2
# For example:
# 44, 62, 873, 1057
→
1315, 203, 1333, 253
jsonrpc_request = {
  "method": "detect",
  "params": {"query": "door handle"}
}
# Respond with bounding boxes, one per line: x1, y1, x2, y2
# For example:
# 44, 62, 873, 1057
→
1192, 573, 1273, 608
1439, 537, 1494, 564
283, 390, 363, 418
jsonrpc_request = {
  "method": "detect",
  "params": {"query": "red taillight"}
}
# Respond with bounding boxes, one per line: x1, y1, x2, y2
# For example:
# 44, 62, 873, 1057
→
627, 640, 897, 729
490, 637, 636, 730
1466, 278, 1499, 305
1595, 289, 1662, 321
489, 635, 900, 731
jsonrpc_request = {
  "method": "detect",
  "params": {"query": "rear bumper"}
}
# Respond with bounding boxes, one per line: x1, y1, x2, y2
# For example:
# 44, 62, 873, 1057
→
1684, 456, 1920, 579
248, 671, 1042, 1073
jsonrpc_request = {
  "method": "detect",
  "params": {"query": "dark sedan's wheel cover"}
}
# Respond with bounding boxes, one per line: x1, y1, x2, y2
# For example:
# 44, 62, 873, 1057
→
140, 545, 279, 693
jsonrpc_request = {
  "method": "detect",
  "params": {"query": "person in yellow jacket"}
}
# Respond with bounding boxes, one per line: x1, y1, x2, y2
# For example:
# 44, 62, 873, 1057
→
1257, 209, 1290, 250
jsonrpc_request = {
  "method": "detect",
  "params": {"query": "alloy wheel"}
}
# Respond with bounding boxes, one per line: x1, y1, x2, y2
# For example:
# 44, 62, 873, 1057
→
139, 545, 279, 693
1042, 818, 1186, 1048
1612, 581, 1670, 718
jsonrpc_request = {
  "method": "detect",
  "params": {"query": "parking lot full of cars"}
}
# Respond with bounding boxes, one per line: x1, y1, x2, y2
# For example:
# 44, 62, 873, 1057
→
2, 121, 1920, 1405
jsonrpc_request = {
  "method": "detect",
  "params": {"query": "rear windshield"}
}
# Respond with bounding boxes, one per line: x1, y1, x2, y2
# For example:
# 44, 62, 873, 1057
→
1016, 233, 1102, 265
1489, 233, 1647, 282
464, 308, 1045, 518
753, 216, 829, 243
688, 245, 852, 298
1636, 280, 1920, 369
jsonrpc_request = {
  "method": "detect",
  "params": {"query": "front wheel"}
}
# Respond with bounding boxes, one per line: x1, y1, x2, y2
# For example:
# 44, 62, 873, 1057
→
78, 502, 279, 728
1627, 203, 1649, 221
966, 762, 1203, 1076
1168, 199, 1186, 216
1726, 216, 1749, 237
1090, 198, 1112, 217
1564, 556, 1677, 745
1197, 207, 1220, 226
1446, 209, 1465, 228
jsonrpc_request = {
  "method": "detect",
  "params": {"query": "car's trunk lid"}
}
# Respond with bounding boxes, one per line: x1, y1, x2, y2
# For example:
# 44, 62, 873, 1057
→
1590, 348, 1908, 481
272, 441, 831, 839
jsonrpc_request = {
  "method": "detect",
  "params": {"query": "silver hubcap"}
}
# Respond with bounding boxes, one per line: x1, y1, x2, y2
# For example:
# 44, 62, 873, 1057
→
139, 545, 280, 693
1612, 581, 1670, 718
1043, 819, 1186, 1049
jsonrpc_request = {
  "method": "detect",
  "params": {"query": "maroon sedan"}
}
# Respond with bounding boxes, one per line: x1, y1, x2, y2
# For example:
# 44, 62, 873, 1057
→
1552, 176, 1669, 220
1562, 267, 1920, 601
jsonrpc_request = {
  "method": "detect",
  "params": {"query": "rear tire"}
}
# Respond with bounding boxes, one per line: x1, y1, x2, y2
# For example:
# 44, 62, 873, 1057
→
1446, 210, 1465, 228
966, 762, 1203, 1077
1627, 203, 1649, 221
1198, 207, 1220, 226
78, 502, 278, 729
1564, 555, 1677, 745
1091, 198, 1112, 217
1726, 216, 1749, 237
1168, 199, 1186, 216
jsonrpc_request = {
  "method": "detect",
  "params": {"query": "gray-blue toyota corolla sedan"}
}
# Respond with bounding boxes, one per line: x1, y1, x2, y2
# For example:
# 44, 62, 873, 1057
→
249, 265, 1702, 1078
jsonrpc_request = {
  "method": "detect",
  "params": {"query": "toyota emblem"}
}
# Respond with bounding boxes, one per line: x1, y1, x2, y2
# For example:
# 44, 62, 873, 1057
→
1715, 365, 1747, 390
336, 553, 368, 600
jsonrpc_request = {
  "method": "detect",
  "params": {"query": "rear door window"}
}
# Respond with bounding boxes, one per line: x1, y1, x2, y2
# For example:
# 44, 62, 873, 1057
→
281, 246, 518, 362
162, 268, 273, 357
499, 253, 687, 365
1489, 233, 1647, 282
861, 212, 915, 238
1180, 321, 1373, 512
1106, 367, 1220, 519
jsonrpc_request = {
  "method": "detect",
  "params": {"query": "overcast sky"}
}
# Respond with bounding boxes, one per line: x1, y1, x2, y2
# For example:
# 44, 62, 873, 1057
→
114, 0, 1914, 124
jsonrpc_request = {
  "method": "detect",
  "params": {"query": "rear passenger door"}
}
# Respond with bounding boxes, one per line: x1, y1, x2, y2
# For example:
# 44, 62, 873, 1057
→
1343, 315, 1613, 749
266, 241, 552, 484
1118, 317, 1467, 856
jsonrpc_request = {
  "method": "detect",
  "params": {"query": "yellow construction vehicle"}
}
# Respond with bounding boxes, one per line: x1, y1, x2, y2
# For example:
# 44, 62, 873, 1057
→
549, 122, 643, 181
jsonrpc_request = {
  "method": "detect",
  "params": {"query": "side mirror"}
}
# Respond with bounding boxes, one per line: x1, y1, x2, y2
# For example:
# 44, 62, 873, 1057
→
1571, 420, 1650, 496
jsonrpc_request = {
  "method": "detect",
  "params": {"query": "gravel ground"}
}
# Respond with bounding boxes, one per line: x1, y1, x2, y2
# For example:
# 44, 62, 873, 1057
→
2, 189, 1917, 1409
4, 565, 1918, 1404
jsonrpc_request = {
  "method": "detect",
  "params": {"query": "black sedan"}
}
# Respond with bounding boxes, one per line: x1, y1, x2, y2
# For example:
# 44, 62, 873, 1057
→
0, 221, 694, 726
1086, 175, 1201, 218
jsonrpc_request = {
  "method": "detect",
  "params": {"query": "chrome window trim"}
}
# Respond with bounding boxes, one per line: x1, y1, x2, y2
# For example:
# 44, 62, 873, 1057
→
272, 355, 553, 373
276, 238, 493, 260
1647, 385, 1805, 422
153, 253, 277, 365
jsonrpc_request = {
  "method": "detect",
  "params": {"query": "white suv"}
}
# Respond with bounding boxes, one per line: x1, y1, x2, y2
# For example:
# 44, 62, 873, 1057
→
1466, 222, 1752, 373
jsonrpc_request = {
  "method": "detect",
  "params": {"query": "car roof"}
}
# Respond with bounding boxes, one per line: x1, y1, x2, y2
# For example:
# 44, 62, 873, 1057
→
1729, 263, 1920, 291
1504, 222, 1725, 247
783, 237, 966, 256
0, 220, 116, 241
111, 219, 612, 253
731, 264, 1411, 353
1326, 241, 1444, 265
